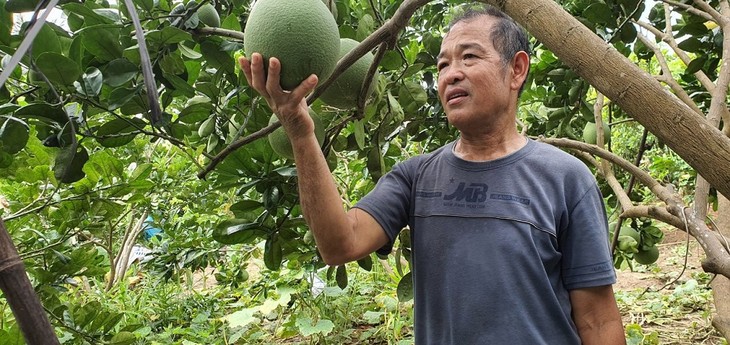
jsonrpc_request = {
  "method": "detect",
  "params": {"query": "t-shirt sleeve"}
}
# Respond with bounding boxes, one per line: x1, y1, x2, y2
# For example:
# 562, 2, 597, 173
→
560, 184, 617, 290
354, 159, 416, 255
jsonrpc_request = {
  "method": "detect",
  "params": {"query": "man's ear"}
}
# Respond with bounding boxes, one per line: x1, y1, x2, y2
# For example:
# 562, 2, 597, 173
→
510, 51, 530, 91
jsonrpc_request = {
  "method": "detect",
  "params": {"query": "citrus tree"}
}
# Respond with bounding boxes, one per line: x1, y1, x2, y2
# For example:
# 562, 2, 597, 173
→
0, 0, 729, 342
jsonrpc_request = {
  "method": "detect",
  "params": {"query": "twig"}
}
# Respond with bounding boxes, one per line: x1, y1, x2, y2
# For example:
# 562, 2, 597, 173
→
661, 0, 714, 21
197, 0, 432, 179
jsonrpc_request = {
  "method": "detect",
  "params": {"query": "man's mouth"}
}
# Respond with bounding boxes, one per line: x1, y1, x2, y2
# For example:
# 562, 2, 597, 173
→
446, 91, 468, 104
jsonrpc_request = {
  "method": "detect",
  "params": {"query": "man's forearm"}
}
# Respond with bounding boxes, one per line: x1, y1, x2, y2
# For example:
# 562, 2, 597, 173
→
577, 318, 626, 345
290, 134, 363, 265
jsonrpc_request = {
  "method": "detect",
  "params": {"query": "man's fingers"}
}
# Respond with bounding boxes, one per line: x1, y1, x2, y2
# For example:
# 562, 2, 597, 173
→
290, 74, 318, 101
249, 53, 269, 93
266, 57, 284, 95
238, 57, 254, 86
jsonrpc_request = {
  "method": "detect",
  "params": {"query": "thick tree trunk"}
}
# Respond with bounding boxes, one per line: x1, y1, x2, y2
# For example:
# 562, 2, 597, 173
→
0, 219, 60, 344
485, 0, 730, 200
713, 195, 730, 338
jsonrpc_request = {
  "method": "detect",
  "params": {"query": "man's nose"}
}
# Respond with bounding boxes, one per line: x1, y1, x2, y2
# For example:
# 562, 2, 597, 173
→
441, 65, 464, 85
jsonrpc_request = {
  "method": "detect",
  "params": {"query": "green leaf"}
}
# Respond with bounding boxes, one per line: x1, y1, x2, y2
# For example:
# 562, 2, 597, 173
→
0, 151, 12, 168
103, 58, 138, 87
676, 22, 708, 38
109, 331, 136, 345
95, 118, 146, 147
221, 13, 241, 32
223, 308, 258, 329
200, 39, 234, 74
295, 317, 334, 337
619, 23, 637, 44
31, 23, 62, 57
212, 219, 265, 245
76, 67, 103, 96
353, 119, 365, 150
82, 27, 123, 62
13, 103, 67, 124
163, 72, 195, 97
160, 52, 186, 75
4, 0, 41, 12
0, 116, 29, 154
178, 102, 213, 123
264, 234, 283, 270
396, 271, 413, 302
357, 254, 373, 271
62, 3, 115, 25
582, 3, 614, 25
686, 56, 707, 74
178, 43, 202, 59
398, 80, 428, 108
380, 50, 403, 70
677, 37, 703, 53
355, 13, 374, 41
107, 86, 140, 110
335, 264, 347, 289
145, 26, 192, 45
54, 143, 89, 183
36, 52, 81, 86
0, 3, 10, 46
229, 200, 263, 213
132, 0, 153, 13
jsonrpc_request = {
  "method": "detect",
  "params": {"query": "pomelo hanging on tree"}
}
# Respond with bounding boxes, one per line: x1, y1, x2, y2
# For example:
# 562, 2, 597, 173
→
320, 38, 378, 109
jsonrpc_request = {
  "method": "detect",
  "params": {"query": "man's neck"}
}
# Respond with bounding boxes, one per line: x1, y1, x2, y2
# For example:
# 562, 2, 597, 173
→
453, 131, 527, 162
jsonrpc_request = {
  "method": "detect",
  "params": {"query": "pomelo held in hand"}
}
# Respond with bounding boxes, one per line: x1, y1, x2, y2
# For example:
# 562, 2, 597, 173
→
244, 0, 340, 90
268, 109, 326, 160
320, 38, 378, 109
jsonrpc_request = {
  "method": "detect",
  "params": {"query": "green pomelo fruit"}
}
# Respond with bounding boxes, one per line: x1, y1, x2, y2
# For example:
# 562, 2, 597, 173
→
244, 0, 340, 90
268, 109, 326, 160
582, 122, 611, 144
619, 226, 641, 243
320, 38, 378, 109
617, 236, 639, 253
634, 245, 659, 265
197, 3, 221, 27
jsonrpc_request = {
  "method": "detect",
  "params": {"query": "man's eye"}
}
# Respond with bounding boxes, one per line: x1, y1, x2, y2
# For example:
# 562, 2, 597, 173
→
437, 62, 447, 71
464, 54, 476, 59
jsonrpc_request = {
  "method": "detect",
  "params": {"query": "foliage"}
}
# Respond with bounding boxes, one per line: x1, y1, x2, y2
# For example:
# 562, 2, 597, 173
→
0, 0, 728, 343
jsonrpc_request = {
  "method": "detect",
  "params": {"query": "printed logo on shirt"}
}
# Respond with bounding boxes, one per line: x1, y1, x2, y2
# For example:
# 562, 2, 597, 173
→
490, 193, 530, 205
443, 182, 488, 202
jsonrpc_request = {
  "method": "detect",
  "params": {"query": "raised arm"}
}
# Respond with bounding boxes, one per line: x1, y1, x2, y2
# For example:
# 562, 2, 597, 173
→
239, 54, 388, 265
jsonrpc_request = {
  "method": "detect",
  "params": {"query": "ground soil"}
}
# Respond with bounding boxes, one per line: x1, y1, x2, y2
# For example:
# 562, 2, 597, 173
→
615, 227, 727, 344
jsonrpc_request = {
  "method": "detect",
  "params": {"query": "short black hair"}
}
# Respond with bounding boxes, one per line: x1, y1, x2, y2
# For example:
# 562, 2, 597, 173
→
448, 5, 531, 94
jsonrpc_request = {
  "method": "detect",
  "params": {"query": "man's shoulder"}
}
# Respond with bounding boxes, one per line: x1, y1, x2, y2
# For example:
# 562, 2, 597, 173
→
527, 139, 590, 170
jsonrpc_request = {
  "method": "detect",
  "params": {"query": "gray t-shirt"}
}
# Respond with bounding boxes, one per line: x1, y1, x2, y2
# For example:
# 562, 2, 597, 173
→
355, 138, 616, 344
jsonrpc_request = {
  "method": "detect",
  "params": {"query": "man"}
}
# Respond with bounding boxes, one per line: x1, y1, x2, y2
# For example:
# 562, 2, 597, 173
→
240, 5, 625, 344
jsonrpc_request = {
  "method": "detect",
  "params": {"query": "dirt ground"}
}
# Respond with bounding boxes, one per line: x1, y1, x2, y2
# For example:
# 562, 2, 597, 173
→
615, 227, 727, 344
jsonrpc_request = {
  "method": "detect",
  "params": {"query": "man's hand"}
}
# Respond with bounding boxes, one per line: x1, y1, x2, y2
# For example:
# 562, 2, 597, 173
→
238, 53, 318, 141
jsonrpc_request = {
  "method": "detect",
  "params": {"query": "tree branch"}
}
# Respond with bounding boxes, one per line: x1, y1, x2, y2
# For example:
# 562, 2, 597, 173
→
195, 26, 245, 41
661, 0, 715, 21
635, 28, 704, 114
540, 137, 730, 278
691, 0, 725, 24
196, 0, 433, 179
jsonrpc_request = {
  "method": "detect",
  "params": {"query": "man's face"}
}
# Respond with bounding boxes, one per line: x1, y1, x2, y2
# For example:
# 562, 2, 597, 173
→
436, 16, 518, 129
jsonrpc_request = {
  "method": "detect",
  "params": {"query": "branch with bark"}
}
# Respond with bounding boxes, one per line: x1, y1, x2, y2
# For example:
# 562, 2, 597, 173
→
0, 219, 59, 344
540, 137, 730, 278
485, 0, 730, 199
196, 0, 432, 179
